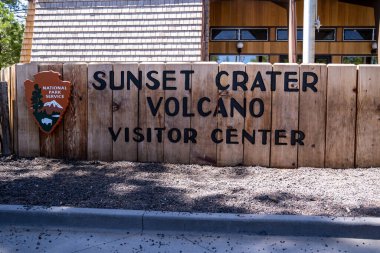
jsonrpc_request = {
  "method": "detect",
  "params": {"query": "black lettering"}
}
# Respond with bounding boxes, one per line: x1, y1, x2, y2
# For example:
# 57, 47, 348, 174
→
198, 97, 212, 117
291, 130, 305, 145
109, 127, 121, 142
127, 71, 142, 90
155, 128, 165, 143
180, 70, 194, 91
92, 71, 107, 90
242, 130, 255, 144
214, 98, 228, 117
146, 71, 160, 90
258, 129, 271, 145
302, 72, 318, 92
275, 130, 287, 145
251, 71, 266, 91
125, 128, 129, 142
184, 128, 197, 143
284, 72, 299, 92
133, 128, 144, 142
147, 97, 163, 116
211, 129, 223, 144
266, 71, 282, 91
226, 129, 239, 144
163, 70, 176, 90
168, 128, 181, 143
230, 97, 246, 117
165, 97, 180, 116
109, 71, 124, 90
249, 98, 264, 118
232, 71, 248, 91
215, 71, 230, 90
183, 97, 195, 117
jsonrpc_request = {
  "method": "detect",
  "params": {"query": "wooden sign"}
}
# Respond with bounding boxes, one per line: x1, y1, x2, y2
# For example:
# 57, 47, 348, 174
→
24, 71, 71, 134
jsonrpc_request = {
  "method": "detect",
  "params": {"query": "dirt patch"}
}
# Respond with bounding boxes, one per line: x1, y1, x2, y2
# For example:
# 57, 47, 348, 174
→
0, 156, 379, 217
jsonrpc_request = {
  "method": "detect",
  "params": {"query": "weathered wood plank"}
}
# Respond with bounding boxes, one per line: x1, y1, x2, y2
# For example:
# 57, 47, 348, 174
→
112, 63, 139, 161
10, 65, 17, 154
217, 63, 245, 166
244, 63, 272, 167
138, 63, 165, 162
0, 82, 11, 155
298, 64, 327, 167
270, 64, 299, 168
163, 63, 192, 164
63, 63, 88, 160
356, 65, 380, 167
16, 63, 40, 157
325, 64, 357, 168
190, 62, 218, 165
87, 63, 113, 161
38, 63, 64, 158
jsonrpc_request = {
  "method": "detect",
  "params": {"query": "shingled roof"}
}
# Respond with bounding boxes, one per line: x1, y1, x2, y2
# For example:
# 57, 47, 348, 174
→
21, 0, 206, 62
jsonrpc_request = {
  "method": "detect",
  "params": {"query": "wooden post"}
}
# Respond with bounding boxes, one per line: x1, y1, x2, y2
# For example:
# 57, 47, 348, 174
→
0, 82, 12, 155
288, 0, 297, 63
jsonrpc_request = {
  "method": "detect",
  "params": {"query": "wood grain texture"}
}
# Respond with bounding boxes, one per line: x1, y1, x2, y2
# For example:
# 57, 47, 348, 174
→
356, 65, 380, 167
38, 63, 64, 158
298, 64, 327, 167
138, 63, 165, 162
270, 63, 299, 168
16, 63, 40, 157
87, 63, 113, 161
164, 63, 192, 164
0, 82, 11, 155
244, 63, 272, 166
112, 63, 138, 161
325, 64, 357, 168
190, 62, 218, 165
217, 63, 245, 166
10, 65, 17, 154
63, 63, 88, 160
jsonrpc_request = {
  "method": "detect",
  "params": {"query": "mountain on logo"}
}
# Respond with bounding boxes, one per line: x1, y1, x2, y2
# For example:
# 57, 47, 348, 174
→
44, 100, 63, 109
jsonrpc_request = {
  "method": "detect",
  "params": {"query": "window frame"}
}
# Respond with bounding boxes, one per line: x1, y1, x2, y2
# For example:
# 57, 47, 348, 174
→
275, 27, 337, 42
210, 27, 269, 42
343, 28, 375, 41
209, 54, 270, 63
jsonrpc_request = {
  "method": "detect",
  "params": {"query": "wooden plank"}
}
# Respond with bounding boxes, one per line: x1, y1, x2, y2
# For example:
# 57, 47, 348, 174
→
270, 64, 299, 168
298, 64, 327, 167
217, 63, 245, 166
38, 63, 64, 158
10, 65, 17, 154
63, 63, 88, 160
164, 63, 192, 164
190, 62, 218, 165
87, 63, 113, 161
356, 65, 380, 167
138, 63, 165, 162
0, 82, 11, 155
4, 67, 13, 153
244, 63, 272, 166
325, 64, 357, 168
16, 63, 40, 157
112, 63, 139, 161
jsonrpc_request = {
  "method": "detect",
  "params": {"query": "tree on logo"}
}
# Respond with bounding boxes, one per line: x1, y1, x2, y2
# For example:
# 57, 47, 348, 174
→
31, 83, 43, 113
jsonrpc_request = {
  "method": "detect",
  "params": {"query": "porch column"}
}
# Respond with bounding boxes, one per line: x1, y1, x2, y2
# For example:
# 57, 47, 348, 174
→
302, 0, 316, 63
288, 0, 297, 63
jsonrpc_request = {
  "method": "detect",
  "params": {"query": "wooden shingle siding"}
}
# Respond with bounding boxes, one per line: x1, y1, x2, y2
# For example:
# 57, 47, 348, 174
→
28, 0, 204, 62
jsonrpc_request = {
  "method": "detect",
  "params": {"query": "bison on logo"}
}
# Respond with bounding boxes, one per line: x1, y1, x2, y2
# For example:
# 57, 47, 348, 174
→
24, 71, 71, 134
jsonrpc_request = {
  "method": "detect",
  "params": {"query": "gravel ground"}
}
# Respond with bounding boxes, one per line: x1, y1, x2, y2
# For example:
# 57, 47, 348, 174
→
0, 156, 379, 217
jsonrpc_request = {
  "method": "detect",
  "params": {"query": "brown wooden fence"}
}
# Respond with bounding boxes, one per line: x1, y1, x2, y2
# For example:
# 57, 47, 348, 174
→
1, 63, 379, 168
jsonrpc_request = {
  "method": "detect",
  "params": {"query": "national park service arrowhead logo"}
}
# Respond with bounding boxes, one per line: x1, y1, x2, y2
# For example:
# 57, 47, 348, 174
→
25, 71, 71, 134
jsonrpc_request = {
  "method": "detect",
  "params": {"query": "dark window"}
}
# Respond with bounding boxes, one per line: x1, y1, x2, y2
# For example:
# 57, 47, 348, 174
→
277, 28, 335, 41
343, 29, 374, 41
240, 29, 268, 40
279, 55, 331, 64
211, 29, 238, 41
316, 29, 335, 41
342, 56, 377, 64
210, 54, 269, 64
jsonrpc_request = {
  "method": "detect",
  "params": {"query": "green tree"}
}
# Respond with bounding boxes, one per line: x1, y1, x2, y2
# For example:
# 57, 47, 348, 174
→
0, 1, 24, 69
32, 84, 43, 113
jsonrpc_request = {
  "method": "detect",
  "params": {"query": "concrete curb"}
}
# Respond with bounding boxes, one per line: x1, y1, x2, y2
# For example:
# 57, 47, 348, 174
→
1, 205, 380, 239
